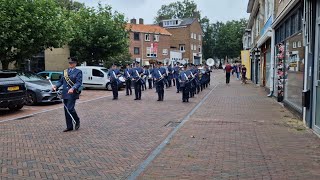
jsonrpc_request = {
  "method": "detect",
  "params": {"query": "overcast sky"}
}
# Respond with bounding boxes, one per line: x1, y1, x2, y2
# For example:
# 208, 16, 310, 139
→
77, 0, 249, 24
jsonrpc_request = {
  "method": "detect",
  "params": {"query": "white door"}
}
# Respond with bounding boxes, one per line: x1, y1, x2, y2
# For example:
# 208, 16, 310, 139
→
91, 69, 105, 88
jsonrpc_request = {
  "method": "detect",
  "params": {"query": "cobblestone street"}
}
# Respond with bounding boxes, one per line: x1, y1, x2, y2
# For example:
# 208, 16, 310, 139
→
1, 71, 320, 180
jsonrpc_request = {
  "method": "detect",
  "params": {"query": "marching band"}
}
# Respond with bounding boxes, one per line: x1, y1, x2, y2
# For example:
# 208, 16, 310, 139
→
111, 61, 212, 103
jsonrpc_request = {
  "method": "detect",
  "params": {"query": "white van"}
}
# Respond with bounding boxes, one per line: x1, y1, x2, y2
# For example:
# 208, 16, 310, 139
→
77, 66, 125, 90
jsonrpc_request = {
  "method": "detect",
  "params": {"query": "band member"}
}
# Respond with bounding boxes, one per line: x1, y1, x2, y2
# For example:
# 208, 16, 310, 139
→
132, 62, 144, 100
204, 65, 212, 87
173, 63, 180, 93
195, 65, 201, 94
108, 64, 121, 100
53, 57, 82, 132
167, 65, 173, 87
124, 64, 133, 96
186, 64, 195, 98
153, 62, 165, 101
162, 63, 169, 89
145, 66, 153, 89
142, 66, 148, 91
179, 65, 189, 102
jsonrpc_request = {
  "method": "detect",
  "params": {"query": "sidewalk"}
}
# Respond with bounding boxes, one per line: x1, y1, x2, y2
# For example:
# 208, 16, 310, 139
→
140, 74, 320, 180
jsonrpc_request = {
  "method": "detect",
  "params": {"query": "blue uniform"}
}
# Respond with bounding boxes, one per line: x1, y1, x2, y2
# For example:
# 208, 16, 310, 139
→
56, 68, 82, 130
145, 68, 153, 89
167, 66, 173, 87
178, 70, 190, 102
108, 69, 120, 99
132, 67, 144, 100
124, 68, 133, 96
173, 66, 180, 92
153, 67, 165, 101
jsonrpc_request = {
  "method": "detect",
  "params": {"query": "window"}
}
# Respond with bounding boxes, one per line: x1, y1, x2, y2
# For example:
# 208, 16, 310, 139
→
297, 41, 302, 47
191, 33, 194, 38
194, 34, 197, 39
198, 45, 201, 53
154, 35, 159, 42
198, 35, 201, 41
51, 73, 62, 81
293, 42, 297, 48
38, 73, 49, 79
255, 17, 260, 37
134, 47, 140, 55
179, 44, 185, 52
134, 33, 140, 41
147, 47, 157, 57
92, 69, 104, 77
194, 45, 197, 51
162, 49, 168, 55
145, 34, 150, 41
191, 44, 194, 51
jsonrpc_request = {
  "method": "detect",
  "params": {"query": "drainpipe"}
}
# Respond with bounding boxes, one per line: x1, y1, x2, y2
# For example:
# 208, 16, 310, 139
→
268, 28, 275, 97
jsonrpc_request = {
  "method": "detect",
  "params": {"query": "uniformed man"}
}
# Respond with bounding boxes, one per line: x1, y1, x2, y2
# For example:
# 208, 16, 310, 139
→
142, 66, 148, 91
53, 57, 83, 132
124, 64, 133, 96
186, 64, 195, 98
179, 65, 189, 102
132, 62, 144, 100
153, 62, 165, 101
108, 64, 121, 100
146, 66, 153, 89
173, 63, 180, 93
167, 65, 173, 87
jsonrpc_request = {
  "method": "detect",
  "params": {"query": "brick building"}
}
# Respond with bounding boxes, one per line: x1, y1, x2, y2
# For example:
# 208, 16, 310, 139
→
126, 18, 171, 65
160, 18, 203, 65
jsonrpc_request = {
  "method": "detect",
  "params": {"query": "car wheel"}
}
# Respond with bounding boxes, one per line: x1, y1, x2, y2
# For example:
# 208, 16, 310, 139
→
106, 83, 112, 91
26, 91, 37, 105
8, 104, 24, 111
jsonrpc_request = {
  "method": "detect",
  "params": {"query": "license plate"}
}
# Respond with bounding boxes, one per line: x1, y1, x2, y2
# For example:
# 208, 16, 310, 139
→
8, 86, 19, 91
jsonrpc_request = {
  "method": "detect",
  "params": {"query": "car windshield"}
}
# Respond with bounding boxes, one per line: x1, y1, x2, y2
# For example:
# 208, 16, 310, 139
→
18, 72, 46, 82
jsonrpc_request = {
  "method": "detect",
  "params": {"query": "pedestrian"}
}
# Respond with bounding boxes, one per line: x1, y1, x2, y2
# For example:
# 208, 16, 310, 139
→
173, 63, 180, 93
179, 65, 190, 102
153, 62, 165, 101
225, 62, 233, 85
132, 62, 144, 100
124, 64, 133, 96
108, 64, 121, 100
241, 64, 247, 84
53, 57, 82, 132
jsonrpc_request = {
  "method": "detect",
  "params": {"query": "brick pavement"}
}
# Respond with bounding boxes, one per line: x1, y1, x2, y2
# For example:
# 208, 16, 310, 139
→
0, 72, 220, 179
140, 73, 320, 180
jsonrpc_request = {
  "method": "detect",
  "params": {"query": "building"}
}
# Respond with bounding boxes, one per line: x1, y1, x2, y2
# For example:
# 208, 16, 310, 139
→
160, 18, 203, 65
126, 18, 172, 66
303, 0, 320, 135
0, 46, 70, 72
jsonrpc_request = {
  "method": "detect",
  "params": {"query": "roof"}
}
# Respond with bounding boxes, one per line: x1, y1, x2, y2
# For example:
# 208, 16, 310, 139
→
179, 18, 197, 26
126, 23, 172, 36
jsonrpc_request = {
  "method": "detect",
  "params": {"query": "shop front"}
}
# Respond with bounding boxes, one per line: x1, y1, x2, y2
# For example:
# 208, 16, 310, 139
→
274, 3, 304, 116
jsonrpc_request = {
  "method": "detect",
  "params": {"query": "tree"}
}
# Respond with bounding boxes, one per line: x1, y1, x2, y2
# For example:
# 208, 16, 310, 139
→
0, 0, 69, 69
215, 19, 247, 60
155, 0, 201, 23
68, 4, 129, 67
55, 0, 85, 11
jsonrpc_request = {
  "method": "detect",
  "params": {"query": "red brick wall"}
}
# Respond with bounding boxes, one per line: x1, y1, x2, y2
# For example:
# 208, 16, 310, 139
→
128, 32, 171, 62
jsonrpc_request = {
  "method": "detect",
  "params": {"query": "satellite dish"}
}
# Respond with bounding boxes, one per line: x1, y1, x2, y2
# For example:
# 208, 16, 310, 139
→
206, 58, 215, 66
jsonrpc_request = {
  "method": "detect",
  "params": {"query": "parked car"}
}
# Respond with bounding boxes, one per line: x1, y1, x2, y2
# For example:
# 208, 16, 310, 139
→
76, 66, 125, 90
37, 71, 63, 84
0, 71, 27, 110
17, 72, 61, 105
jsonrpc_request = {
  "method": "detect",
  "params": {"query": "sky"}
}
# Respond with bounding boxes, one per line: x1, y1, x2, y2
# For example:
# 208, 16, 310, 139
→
77, 0, 249, 24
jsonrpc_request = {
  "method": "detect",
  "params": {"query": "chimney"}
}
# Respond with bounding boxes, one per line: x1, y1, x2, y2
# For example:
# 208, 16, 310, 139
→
139, 18, 144, 24
130, 18, 137, 24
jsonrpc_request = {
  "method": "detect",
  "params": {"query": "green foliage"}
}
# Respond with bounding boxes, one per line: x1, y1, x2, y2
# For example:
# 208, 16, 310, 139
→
68, 4, 129, 67
155, 0, 200, 23
55, 0, 85, 11
0, 0, 69, 69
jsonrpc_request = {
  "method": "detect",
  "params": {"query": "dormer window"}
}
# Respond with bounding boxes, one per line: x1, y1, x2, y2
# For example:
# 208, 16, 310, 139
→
163, 19, 181, 27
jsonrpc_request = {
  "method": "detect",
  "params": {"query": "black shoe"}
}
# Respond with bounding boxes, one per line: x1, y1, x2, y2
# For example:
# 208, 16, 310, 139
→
183, 100, 186, 102
157, 99, 161, 101
134, 98, 138, 100
126, 94, 129, 96
112, 98, 118, 100
176, 91, 179, 93
63, 129, 73, 132
75, 124, 80, 130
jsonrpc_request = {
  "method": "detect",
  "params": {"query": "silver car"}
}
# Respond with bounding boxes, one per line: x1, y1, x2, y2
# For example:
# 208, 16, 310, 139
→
17, 72, 61, 105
